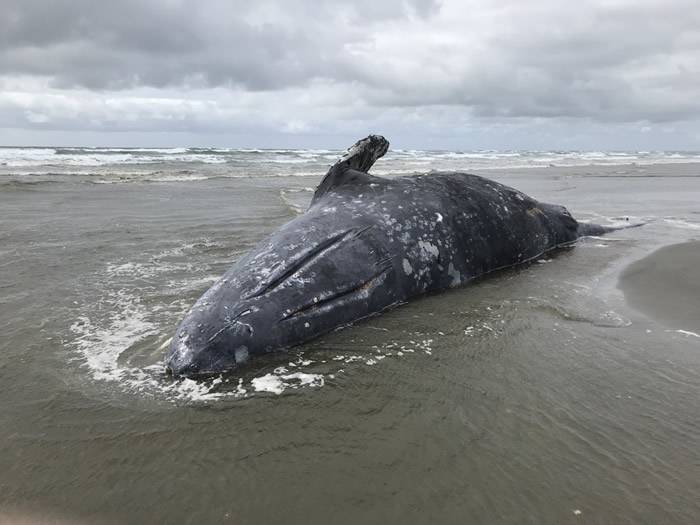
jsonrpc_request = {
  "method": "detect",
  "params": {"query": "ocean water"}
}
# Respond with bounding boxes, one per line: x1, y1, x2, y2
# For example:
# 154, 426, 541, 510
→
3, 145, 700, 182
1, 147, 700, 523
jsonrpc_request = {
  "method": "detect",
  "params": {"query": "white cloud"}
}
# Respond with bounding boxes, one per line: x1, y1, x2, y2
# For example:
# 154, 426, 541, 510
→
1, 0, 700, 148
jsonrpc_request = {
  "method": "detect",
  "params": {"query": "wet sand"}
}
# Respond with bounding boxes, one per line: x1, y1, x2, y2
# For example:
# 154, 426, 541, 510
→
619, 241, 700, 332
0, 512, 94, 525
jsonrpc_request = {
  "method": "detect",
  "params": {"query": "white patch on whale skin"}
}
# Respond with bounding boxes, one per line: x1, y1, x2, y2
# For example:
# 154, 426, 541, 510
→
435, 212, 443, 222
402, 258, 413, 275
418, 240, 439, 259
234, 346, 249, 364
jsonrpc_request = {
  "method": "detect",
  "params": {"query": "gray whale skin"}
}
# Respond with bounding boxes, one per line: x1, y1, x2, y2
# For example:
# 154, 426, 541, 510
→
166, 135, 617, 377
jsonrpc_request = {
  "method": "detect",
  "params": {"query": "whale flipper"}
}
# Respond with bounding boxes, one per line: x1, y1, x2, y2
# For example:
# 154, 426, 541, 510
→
312, 134, 389, 203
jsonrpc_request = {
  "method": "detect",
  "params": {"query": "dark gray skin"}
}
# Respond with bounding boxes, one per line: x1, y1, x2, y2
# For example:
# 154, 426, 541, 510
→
166, 135, 619, 377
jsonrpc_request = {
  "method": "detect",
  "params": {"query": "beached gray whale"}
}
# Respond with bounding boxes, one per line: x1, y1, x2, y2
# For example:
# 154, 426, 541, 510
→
166, 135, 619, 377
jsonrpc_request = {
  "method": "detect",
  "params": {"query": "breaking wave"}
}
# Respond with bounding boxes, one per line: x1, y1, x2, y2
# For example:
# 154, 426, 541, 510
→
4, 146, 700, 170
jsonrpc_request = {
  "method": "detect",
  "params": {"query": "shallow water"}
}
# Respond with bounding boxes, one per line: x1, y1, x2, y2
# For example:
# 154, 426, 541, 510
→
1, 153, 700, 523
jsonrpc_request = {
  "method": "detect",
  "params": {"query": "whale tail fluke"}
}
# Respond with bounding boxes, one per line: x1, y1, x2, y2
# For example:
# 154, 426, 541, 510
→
577, 219, 647, 237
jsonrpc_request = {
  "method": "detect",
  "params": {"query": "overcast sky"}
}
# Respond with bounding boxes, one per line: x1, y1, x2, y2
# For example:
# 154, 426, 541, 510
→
1, 0, 699, 149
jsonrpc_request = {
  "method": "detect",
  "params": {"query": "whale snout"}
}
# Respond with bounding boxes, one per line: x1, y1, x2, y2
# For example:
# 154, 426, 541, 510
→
165, 321, 252, 378
165, 352, 209, 378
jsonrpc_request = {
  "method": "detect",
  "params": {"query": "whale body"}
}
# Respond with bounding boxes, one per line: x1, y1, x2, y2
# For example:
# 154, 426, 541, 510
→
166, 135, 615, 377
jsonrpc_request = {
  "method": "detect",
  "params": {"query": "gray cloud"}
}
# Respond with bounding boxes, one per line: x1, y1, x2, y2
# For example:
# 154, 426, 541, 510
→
347, 0, 700, 122
1, 0, 700, 148
0, 0, 439, 90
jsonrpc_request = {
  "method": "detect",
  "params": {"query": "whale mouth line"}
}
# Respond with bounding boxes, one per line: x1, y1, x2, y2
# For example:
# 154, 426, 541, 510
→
280, 266, 391, 321
245, 226, 374, 300
206, 309, 253, 344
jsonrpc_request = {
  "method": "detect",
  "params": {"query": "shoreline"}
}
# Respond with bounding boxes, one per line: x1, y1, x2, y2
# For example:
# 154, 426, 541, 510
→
3, 160, 700, 184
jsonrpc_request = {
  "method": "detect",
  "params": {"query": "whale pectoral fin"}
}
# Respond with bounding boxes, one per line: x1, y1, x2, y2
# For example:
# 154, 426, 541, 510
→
312, 135, 390, 204
334, 134, 390, 173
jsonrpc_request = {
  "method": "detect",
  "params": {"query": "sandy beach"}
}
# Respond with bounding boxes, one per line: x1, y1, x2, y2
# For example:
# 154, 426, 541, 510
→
619, 241, 700, 333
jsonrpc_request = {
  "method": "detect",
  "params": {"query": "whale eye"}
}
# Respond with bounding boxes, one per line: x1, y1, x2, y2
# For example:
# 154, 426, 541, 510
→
234, 346, 249, 364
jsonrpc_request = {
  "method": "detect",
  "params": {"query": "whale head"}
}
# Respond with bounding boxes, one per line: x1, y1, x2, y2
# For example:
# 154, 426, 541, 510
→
165, 220, 397, 378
